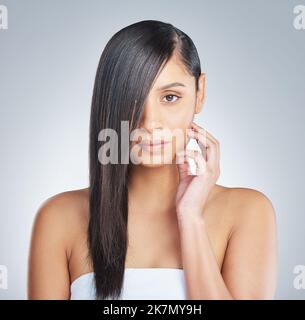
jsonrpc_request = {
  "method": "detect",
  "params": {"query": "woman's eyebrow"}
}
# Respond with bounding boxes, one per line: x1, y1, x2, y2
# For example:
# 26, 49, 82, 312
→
156, 82, 186, 90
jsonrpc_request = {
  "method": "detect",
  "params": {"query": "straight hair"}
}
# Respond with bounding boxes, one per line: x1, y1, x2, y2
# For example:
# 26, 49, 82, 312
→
88, 19, 202, 299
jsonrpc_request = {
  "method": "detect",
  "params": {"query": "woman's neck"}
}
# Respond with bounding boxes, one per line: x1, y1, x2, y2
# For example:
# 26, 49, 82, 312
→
128, 164, 180, 216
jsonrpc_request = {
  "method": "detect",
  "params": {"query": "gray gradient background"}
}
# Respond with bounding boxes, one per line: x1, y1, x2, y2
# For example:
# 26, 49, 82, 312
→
0, 0, 304, 299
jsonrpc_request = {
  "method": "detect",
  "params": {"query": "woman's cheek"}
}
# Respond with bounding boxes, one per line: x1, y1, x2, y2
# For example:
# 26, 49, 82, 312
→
167, 126, 190, 159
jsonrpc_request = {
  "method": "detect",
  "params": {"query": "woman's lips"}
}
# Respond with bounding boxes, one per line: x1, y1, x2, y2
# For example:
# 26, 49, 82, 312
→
139, 140, 171, 153
140, 140, 170, 147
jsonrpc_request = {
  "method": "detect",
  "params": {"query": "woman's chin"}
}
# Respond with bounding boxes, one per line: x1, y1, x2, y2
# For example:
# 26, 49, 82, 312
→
131, 153, 175, 167
139, 161, 170, 168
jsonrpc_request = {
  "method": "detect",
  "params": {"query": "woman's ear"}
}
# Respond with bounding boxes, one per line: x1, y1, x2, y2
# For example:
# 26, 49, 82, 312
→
195, 73, 206, 114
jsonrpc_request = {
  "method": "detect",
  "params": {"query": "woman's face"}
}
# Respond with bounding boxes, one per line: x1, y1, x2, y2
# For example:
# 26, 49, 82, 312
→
130, 53, 205, 167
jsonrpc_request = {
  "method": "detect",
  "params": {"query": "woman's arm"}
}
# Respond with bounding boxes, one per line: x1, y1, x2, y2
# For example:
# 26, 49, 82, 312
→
221, 190, 277, 299
178, 189, 277, 300
28, 196, 72, 299
176, 122, 277, 299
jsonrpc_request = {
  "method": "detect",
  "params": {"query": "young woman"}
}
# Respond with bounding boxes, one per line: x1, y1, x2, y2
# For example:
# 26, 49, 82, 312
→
28, 20, 277, 300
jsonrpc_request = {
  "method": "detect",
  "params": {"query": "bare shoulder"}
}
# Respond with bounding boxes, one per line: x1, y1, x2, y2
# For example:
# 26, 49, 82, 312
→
215, 186, 278, 299
229, 186, 275, 220
28, 187, 89, 299
211, 184, 277, 232
31, 187, 89, 255
36, 187, 89, 214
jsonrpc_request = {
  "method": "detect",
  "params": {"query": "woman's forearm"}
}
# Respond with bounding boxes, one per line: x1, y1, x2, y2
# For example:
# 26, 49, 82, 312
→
178, 213, 233, 300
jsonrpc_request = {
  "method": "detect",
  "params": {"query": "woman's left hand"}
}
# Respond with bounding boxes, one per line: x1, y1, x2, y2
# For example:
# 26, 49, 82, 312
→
175, 121, 221, 223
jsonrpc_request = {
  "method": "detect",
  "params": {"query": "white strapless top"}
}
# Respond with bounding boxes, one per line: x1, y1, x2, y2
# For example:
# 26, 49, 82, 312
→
70, 268, 187, 300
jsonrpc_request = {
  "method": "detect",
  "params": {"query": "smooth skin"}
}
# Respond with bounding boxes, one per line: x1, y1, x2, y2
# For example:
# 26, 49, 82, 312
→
28, 51, 277, 299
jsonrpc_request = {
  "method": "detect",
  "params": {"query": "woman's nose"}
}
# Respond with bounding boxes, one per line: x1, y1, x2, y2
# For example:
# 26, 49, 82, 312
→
139, 105, 163, 133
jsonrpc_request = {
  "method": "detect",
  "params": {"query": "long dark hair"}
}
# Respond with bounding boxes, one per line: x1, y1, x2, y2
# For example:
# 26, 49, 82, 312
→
88, 19, 202, 299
